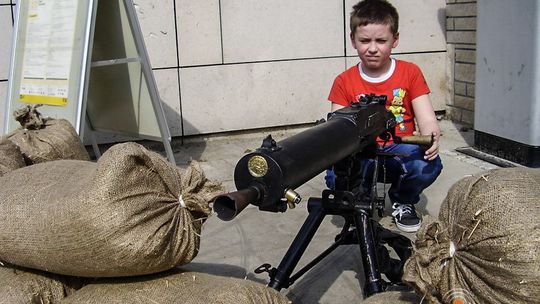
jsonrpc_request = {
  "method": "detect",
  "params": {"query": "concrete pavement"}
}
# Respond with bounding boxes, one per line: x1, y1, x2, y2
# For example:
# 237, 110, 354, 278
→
171, 119, 499, 303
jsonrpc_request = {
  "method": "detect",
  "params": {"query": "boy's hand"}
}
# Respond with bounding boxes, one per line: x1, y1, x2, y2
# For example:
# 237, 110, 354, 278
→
413, 131, 439, 161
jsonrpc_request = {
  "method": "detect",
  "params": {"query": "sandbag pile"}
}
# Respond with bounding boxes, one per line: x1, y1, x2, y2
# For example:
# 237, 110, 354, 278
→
6, 105, 90, 164
0, 263, 84, 304
0, 117, 291, 303
403, 167, 540, 304
58, 269, 291, 304
0, 137, 25, 176
0, 142, 222, 278
362, 290, 421, 304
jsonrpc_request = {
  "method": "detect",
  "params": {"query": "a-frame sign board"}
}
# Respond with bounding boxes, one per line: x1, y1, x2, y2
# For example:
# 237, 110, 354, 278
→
4, 0, 175, 164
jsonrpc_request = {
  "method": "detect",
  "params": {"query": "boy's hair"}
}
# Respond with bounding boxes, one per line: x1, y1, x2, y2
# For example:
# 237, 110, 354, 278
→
350, 0, 399, 35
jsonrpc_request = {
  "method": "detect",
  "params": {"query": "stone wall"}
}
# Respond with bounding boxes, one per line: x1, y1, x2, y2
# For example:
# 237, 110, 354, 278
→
445, 0, 477, 127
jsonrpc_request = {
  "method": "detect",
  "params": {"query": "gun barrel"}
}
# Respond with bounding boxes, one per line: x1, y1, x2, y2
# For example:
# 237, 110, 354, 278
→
213, 186, 261, 221
215, 101, 396, 217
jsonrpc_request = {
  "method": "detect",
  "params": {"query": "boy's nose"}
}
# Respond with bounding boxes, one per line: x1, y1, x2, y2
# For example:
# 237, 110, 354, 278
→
368, 43, 378, 53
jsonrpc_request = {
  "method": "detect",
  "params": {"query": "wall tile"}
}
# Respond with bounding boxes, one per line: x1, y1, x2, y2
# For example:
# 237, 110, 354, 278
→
455, 49, 475, 63
221, 0, 344, 63
0, 6, 13, 80
454, 17, 476, 30
176, 0, 222, 66
133, 1, 177, 68
345, 0, 447, 56
446, 3, 476, 17
447, 31, 476, 44
454, 62, 475, 82
153, 68, 182, 137
179, 58, 344, 135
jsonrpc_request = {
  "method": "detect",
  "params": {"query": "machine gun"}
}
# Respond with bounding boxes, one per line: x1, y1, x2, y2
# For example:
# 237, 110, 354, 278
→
212, 94, 431, 297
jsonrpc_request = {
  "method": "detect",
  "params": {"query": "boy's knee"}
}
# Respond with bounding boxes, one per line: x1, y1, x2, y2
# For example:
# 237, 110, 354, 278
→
415, 157, 443, 184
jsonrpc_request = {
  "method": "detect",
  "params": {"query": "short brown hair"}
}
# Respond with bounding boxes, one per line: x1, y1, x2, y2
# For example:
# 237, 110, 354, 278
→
350, 0, 399, 35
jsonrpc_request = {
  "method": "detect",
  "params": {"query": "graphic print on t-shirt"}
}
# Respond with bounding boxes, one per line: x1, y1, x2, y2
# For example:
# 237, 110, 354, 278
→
389, 88, 407, 131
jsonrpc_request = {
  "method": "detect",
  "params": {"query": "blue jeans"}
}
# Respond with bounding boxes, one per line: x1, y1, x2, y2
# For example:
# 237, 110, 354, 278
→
325, 144, 443, 205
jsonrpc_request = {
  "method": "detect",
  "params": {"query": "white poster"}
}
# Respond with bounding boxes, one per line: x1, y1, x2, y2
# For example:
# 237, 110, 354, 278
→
19, 0, 79, 106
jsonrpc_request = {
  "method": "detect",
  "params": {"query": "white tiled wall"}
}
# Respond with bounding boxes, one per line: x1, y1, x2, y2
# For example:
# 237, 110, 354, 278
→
220, 1, 344, 63
180, 58, 344, 135
133, 0, 177, 68
176, 0, 222, 66
0, 0, 447, 138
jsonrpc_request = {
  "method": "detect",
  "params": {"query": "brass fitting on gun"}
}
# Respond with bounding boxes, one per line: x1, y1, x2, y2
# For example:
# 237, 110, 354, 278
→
284, 189, 301, 209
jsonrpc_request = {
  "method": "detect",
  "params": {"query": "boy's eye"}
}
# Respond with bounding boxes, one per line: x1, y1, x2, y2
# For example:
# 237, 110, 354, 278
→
376, 39, 387, 43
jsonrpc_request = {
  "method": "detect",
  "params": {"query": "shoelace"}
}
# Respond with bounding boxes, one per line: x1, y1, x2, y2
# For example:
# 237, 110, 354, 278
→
391, 203, 413, 220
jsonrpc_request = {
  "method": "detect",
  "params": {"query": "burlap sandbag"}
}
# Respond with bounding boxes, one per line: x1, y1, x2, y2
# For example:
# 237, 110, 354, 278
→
362, 290, 421, 304
0, 137, 25, 176
0, 263, 84, 304
0, 142, 224, 277
7, 105, 89, 164
59, 269, 291, 304
403, 167, 540, 304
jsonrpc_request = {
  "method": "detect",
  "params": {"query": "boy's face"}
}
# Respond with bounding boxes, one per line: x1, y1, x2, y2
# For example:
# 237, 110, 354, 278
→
350, 23, 399, 74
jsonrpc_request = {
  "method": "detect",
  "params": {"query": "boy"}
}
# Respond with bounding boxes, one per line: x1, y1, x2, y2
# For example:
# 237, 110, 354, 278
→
326, 0, 443, 233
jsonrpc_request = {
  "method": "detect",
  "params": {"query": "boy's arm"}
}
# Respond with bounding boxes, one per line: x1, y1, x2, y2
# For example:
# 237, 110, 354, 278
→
411, 94, 440, 161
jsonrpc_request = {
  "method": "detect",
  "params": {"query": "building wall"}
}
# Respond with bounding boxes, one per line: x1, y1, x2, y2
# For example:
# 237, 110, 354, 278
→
0, 0, 447, 137
445, 0, 477, 127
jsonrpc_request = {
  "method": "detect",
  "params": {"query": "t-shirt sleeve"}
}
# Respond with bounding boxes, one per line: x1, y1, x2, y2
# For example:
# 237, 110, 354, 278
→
408, 64, 431, 101
327, 75, 351, 107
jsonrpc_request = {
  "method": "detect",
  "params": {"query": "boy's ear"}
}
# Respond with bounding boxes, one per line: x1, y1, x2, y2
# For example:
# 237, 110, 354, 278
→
392, 32, 400, 48
350, 32, 357, 49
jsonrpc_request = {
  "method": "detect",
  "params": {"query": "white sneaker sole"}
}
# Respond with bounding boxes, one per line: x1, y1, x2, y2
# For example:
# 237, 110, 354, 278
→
395, 221, 422, 233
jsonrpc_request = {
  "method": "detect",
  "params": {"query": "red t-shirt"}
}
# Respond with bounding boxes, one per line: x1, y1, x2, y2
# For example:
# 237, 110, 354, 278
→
328, 59, 430, 144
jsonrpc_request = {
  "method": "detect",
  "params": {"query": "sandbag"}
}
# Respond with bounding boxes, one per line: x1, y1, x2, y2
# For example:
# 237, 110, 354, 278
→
0, 137, 25, 176
403, 167, 540, 304
362, 290, 421, 304
0, 142, 224, 277
0, 263, 84, 304
7, 105, 89, 164
59, 269, 291, 304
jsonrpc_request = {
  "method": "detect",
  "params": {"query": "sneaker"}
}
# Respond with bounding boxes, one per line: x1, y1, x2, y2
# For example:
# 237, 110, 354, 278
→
391, 203, 422, 233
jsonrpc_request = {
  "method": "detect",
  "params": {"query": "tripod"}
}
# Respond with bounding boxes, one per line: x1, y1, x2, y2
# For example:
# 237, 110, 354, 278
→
254, 151, 412, 297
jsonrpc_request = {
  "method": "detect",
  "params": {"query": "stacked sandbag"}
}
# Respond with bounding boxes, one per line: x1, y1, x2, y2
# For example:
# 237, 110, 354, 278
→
0, 137, 25, 176
0, 263, 84, 303
7, 105, 89, 164
403, 167, 540, 304
59, 269, 291, 304
362, 290, 421, 304
0, 142, 224, 277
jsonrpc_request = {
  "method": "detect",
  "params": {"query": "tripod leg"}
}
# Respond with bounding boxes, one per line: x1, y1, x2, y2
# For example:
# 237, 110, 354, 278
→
353, 211, 385, 296
267, 198, 326, 290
